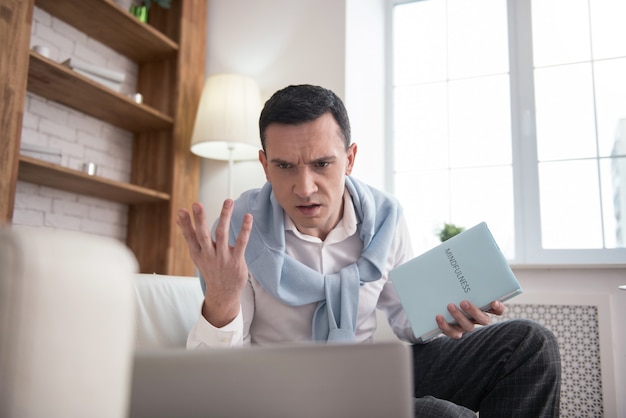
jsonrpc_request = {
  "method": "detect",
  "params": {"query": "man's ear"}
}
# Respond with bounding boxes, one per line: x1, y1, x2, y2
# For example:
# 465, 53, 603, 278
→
259, 149, 270, 181
345, 143, 357, 175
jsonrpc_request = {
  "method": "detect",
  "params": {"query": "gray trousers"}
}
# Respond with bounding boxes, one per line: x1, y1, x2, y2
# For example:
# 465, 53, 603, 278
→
412, 319, 561, 418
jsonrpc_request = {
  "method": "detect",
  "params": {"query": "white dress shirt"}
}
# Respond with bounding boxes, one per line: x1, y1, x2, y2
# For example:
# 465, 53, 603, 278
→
187, 190, 418, 348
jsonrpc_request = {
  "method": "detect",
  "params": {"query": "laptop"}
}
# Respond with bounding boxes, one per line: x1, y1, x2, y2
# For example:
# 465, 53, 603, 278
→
390, 222, 523, 342
129, 342, 414, 418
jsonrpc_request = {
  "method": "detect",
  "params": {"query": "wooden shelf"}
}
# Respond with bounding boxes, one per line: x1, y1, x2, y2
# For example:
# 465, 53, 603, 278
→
18, 155, 170, 204
27, 52, 173, 132
35, 0, 178, 62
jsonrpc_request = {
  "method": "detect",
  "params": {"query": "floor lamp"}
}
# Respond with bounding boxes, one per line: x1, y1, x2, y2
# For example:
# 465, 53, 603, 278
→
190, 74, 261, 198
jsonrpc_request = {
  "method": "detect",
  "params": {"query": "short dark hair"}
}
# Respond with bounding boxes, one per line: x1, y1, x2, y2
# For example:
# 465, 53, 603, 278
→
258, 84, 351, 151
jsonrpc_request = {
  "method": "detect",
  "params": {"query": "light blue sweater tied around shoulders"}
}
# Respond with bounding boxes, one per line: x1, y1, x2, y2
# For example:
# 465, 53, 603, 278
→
204, 176, 402, 342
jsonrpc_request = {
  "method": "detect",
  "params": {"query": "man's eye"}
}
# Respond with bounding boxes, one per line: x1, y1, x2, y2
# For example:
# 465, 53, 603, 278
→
315, 161, 330, 168
277, 163, 291, 169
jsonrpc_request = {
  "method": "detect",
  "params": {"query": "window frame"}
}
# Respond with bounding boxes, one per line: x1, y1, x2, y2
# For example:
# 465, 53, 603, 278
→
386, 0, 626, 266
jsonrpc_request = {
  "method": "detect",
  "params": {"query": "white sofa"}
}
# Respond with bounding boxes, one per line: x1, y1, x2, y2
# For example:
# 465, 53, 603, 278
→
132, 273, 203, 350
0, 226, 411, 418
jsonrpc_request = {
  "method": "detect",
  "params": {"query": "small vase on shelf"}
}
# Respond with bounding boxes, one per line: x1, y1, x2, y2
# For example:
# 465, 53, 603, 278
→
129, 5, 148, 23
129, 0, 172, 23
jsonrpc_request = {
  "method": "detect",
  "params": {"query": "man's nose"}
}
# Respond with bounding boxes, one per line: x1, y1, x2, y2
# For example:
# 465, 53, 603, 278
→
293, 168, 317, 198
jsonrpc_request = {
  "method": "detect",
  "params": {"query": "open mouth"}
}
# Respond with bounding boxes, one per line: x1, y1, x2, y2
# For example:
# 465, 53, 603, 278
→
296, 203, 321, 215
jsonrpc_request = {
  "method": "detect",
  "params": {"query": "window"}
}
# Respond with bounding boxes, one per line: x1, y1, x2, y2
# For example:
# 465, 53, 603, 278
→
390, 0, 626, 265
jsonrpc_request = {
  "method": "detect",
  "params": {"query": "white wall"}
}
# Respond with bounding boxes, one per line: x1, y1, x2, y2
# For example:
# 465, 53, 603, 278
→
199, 0, 366, 224
345, 0, 388, 190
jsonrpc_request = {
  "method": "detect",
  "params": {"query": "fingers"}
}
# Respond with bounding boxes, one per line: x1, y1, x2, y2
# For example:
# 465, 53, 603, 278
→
458, 300, 491, 326
214, 199, 234, 255
177, 208, 202, 256
443, 303, 477, 338
436, 314, 463, 339
191, 202, 214, 255
232, 213, 253, 260
437, 300, 497, 339
178, 200, 253, 263
488, 300, 506, 316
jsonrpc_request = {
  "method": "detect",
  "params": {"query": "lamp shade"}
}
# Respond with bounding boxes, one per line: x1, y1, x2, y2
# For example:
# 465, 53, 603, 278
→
190, 74, 261, 161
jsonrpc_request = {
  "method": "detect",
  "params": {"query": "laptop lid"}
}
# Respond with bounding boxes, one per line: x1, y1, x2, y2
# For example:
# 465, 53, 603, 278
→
129, 342, 413, 418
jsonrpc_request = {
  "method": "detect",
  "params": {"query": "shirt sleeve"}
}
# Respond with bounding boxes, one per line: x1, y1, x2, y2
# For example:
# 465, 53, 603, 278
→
186, 306, 244, 348
186, 277, 255, 349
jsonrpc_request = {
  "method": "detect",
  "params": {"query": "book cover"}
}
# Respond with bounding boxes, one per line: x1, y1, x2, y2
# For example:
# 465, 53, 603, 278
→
74, 68, 123, 92
390, 222, 522, 342
62, 58, 126, 83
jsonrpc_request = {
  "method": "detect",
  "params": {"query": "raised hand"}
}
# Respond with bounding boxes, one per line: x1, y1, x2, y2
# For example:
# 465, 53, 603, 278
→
177, 200, 253, 327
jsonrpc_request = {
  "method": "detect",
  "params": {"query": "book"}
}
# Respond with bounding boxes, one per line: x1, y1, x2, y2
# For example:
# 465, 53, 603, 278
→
62, 58, 126, 83
74, 68, 123, 92
390, 222, 522, 342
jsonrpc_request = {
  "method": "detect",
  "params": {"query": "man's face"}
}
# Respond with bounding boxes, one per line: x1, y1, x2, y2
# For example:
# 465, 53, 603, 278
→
259, 112, 357, 240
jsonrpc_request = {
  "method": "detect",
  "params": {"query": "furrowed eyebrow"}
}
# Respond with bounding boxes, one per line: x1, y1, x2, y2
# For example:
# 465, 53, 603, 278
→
269, 155, 337, 165
270, 158, 292, 166
311, 156, 336, 164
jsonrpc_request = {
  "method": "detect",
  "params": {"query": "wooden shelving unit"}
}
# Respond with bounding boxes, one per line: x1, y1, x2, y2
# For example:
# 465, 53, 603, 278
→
28, 53, 174, 132
18, 156, 170, 204
0, 0, 207, 275
35, 0, 178, 62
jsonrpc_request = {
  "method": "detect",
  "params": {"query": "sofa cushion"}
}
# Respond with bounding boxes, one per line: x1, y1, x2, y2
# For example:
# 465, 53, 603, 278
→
133, 273, 203, 349
0, 226, 137, 418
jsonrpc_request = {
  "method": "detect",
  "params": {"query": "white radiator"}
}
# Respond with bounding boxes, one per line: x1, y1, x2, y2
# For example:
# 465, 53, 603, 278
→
493, 293, 616, 418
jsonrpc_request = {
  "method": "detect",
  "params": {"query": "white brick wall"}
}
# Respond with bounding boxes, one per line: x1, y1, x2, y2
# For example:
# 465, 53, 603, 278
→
15, 2, 139, 242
